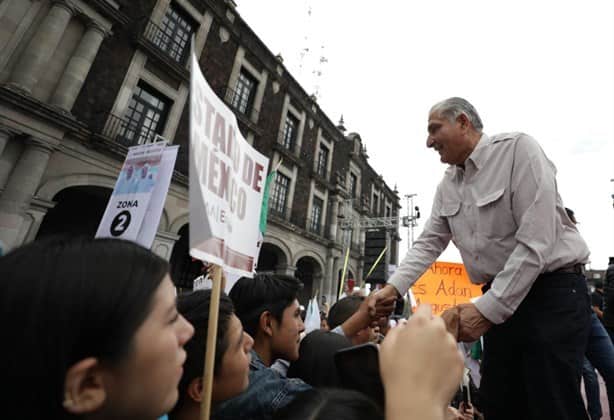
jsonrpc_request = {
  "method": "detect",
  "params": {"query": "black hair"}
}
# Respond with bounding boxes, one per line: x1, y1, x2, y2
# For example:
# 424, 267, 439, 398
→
565, 207, 577, 224
273, 388, 384, 420
0, 236, 167, 419
327, 296, 364, 330
173, 290, 235, 413
287, 330, 351, 387
229, 273, 303, 337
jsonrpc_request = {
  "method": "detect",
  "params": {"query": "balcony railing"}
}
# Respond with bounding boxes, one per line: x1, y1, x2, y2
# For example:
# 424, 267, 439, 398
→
100, 113, 157, 147
143, 19, 189, 65
268, 203, 290, 221
306, 217, 323, 236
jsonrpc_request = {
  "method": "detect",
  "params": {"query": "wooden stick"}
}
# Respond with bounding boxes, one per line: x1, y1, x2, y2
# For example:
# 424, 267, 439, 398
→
199, 264, 222, 420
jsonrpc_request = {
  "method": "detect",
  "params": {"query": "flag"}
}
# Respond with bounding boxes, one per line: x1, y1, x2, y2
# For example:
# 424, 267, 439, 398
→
259, 170, 277, 235
304, 297, 321, 334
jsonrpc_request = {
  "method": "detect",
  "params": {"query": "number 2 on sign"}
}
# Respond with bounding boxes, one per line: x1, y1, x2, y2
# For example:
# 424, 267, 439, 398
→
110, 210, 132, 236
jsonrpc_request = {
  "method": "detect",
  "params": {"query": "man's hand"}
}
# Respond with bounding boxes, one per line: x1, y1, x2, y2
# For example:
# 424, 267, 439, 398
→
456, 303, 492, 342
369, 284, 399, 318
441, 307, 460, 339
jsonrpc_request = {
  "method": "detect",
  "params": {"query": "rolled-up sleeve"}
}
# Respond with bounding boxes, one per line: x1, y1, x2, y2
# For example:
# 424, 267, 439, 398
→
388, 185, 452, 295
475, 135, 559, 324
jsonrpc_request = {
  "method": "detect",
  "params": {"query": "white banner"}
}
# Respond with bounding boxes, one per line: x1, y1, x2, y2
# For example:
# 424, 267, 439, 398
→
96, 142, 166, 245
189, 51, 269, 277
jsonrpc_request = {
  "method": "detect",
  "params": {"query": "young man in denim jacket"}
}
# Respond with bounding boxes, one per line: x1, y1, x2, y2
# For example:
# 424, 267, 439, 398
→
213, 274, 310, 420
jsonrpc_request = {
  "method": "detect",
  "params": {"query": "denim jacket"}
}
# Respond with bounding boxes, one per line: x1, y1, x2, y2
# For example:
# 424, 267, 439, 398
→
212, 350, 311, 420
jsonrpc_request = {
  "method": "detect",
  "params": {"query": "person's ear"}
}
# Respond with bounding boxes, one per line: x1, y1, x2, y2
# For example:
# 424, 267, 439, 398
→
187, 377, 203, 403
259, 310, 274, 337
62, 358, 106, 414
457, 113, 470, 130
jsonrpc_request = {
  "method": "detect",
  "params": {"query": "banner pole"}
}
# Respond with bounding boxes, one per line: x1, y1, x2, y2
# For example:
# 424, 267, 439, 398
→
365, 246, 388, 280
199, 264, 222, 420
338, 247, 350, 299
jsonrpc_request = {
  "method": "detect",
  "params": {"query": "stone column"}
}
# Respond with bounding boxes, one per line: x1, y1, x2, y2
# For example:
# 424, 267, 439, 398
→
152, 231, 180, 261
9, 0, 74, 93
0, 139, 54, 250
0, 129, 11, 158
50, 21, 106, 111
276, 264, 297, 277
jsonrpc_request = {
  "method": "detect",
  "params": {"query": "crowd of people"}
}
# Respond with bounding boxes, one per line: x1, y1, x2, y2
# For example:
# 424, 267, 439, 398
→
0, 236, 467, 420
2, 97, 613, 420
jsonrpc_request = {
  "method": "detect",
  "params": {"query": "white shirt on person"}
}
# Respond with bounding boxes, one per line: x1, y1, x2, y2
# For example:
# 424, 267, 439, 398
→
388, 132, 589, 324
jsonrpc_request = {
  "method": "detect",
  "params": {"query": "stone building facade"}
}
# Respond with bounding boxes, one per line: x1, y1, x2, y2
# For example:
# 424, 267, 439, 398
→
0, 0, 400, 304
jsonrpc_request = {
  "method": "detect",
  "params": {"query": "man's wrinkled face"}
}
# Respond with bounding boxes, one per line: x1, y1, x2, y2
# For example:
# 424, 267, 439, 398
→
426, 111, 472, 165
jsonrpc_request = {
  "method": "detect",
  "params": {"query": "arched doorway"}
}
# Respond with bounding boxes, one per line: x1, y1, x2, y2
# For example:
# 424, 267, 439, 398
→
296, 256, 323, 305
256, 242, 288, 273
169, 224, 203, 291
37, 186, 112, 239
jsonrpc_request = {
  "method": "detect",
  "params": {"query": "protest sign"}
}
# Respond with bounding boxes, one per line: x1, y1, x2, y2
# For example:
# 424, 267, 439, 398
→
189, 51, 269, 277
96, 142, 166, 243
410, 261, 483, 315
136, 145, 178, 247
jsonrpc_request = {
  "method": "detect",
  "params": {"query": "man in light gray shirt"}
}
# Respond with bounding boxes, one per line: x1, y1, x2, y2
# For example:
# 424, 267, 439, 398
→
376, 97, 591, 420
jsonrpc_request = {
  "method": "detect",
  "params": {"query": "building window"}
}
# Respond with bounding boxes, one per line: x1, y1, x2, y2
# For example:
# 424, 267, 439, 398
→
118, 83, 170, 146
349, 173, 357, 198
310, 197, 324, 234
316, 144, 329, 177
281, 113, 299, 151
386, 205, 392, 218
270, 173, 290, 218
372, 193, 379, 215
231, 69, 258, 115
152, 3, 194, 64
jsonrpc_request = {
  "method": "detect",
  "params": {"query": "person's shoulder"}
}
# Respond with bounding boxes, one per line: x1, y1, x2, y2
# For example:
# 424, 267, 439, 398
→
490, 132, 534, 145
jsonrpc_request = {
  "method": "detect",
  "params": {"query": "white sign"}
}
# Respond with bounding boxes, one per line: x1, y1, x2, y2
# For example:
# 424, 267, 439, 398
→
189, 51, 269, 277
136, 145, 178, 247
96, 142, 168, 247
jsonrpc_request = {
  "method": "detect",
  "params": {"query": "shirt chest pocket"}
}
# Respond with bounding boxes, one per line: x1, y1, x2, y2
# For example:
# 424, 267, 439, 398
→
440, 200, 465, 240
475, 187, 516, 239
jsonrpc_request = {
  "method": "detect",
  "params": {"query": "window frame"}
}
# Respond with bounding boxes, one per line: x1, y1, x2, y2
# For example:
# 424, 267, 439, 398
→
118, 82, 171, 146
152, 2, 196, 64
231, 69, 258, 115
310, 196, 324, 234
281, 113, 299, 151
316, 144, 329, 177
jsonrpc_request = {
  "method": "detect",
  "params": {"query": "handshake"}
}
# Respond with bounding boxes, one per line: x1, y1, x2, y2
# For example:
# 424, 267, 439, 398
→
370, 284, 492, 342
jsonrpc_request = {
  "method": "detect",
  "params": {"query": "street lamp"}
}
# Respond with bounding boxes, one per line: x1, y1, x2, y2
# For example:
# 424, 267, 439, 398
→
403, 194, 420, 248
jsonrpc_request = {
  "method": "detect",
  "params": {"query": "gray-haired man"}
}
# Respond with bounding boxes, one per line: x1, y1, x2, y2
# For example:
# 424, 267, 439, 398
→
375, 97, 591, 420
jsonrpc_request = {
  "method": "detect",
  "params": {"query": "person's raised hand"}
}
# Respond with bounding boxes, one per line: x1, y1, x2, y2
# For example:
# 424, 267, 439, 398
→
456, 303, 491, 342
380, 304, 464, 420
368, 284, 399, 318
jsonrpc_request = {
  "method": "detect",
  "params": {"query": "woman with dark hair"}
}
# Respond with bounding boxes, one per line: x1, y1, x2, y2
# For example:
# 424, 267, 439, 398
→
0, 236, 194, 420
273, 388, 384, 420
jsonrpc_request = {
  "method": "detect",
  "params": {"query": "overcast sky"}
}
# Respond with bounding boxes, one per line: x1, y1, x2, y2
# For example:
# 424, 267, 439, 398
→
235, 0, 614, 269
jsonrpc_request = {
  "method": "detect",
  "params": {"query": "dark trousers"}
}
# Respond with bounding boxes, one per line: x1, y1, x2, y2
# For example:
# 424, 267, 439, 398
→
480, 273, 591, 420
